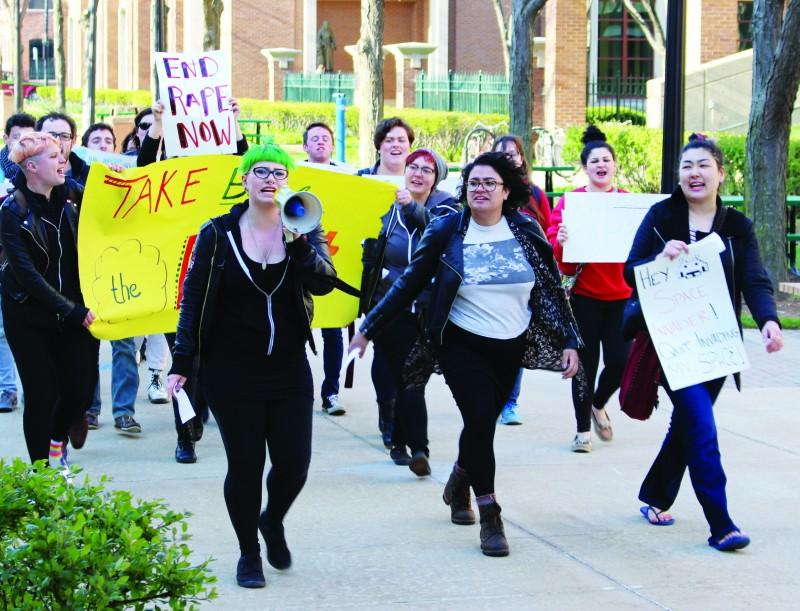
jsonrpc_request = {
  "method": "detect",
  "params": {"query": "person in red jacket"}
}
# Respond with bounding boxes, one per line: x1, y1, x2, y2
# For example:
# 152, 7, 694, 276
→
546, 125, 631, 452
493, 135, 551, 426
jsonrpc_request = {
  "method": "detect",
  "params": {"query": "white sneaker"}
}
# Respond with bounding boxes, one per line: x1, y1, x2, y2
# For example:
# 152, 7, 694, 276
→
322, 394, 346, 416
147, 371, 170, 404
571, 433, 592, 453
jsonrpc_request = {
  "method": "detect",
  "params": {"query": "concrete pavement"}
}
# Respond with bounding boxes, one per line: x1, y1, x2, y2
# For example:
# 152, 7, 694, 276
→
1, 329, 799, 610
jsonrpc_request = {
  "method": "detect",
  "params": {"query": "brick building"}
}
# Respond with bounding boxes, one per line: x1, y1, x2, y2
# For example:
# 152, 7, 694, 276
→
1, 0, 754, 130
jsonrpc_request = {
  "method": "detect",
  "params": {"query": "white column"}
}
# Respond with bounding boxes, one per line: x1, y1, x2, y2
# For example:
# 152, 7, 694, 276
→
427, 0, 449, 77
588, 0, 598, 103
303, 0, 317, 75
684, 0, 702, 71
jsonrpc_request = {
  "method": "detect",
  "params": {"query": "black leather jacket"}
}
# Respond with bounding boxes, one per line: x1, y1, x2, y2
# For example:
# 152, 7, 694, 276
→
0, 175, 87, 325
170, 202, 337, 377
360, 208, 581, 358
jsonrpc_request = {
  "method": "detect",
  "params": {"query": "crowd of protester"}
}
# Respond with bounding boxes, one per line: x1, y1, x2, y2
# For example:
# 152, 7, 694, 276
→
0, 104, 785, 587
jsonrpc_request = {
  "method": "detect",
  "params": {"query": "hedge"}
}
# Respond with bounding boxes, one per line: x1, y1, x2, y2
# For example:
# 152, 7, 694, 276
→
585, 106, 646, 126
561, 122, 800, 196
35, 86, 153, 109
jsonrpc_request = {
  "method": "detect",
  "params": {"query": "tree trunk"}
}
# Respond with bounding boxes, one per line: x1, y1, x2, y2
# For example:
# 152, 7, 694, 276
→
491, 0, 511, 77
509, 0, 546, 160
81, 0, 99, 129
746, 0, 800, 288
11, 0, 23, 111
54, 0, 65, 110
357, 0, 384, 168
621, 0, 665, 56
203, 0, 223, 51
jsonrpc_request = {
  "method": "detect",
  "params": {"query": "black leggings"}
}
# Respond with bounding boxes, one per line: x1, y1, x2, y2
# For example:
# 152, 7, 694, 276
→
570, 294, 629, 432
204, 358, 313, 555
437, 323, 525, 497
373, 310, 428, 454
2, 298, 99, 462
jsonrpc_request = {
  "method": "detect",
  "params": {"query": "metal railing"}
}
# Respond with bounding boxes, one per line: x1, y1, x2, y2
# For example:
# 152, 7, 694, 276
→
416, 71, 509, 114
283, 72, 354, 103
586, 76, 648, 116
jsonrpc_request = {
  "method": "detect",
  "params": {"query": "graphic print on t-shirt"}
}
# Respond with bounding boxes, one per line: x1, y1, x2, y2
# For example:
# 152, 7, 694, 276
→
462, 239, 534, 285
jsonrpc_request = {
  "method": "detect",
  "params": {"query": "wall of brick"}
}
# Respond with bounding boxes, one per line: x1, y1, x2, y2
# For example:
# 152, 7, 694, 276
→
450, 0, 508, 75
544, 0, 586, 129
701, 0, 742, 64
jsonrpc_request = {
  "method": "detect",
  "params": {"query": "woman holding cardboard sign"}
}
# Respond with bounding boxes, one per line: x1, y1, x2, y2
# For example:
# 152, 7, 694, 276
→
547, 125, 631, 453
625, 134, 783, 551
167, 142, 336, 586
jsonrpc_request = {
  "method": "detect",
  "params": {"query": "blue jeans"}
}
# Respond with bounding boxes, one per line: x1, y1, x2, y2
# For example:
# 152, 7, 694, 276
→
320, 328, 343, 399
0, 296, 18, 394
504, 368, 523, 409
639, 377, 737, 540
88, 337, 139, 419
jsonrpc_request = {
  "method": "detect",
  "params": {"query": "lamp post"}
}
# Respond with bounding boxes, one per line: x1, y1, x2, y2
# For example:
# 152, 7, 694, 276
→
660, 0, 686, 194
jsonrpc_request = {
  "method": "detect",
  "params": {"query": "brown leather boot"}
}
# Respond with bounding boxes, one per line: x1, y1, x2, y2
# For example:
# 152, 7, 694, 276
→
478, 502, 509, 557
442, 466, 476, 525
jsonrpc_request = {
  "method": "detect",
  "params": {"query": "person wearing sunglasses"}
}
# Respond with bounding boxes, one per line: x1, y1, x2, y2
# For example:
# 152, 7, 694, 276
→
167, 142, 336, 588
350, 152, 582, 558
359, 148, 458, 475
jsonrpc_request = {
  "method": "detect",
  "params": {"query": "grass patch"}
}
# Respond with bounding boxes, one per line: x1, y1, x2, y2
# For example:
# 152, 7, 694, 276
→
741, 314, 800, 329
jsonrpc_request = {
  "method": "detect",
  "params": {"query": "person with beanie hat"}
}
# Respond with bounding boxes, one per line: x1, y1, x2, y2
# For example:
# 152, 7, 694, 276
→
359, 148, 459, 474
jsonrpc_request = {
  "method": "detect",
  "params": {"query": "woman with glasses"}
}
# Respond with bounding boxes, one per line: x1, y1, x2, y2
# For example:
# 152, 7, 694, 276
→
167, 142, 336, 587
546, 125, 631, 453
492, 134, 553, 426
356, 117, 415, 454
350, 152, 581, 557
360, 148, 458, 476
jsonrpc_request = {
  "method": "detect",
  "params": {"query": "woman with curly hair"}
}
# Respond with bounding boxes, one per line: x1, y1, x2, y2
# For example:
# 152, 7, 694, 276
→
350, 152, 582, 557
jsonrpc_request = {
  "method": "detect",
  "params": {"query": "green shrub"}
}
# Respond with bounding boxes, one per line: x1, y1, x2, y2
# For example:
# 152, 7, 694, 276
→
35, 86, 152, 110
236, 98, 507, 162
562, 122, 800, 196
0, 459, 216, 610
585, 106, 646, 126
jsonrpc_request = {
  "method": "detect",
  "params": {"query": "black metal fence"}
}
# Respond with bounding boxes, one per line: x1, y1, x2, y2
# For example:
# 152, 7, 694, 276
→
586, 77, 648, 117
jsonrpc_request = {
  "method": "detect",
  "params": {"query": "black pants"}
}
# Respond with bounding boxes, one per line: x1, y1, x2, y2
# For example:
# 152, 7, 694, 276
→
204, 357, 313, 556
437, 323, 525, 497
570, 295, 629, 432
373, 311, 428, 454
2, 298, 99, 463
165, 332, 207, 433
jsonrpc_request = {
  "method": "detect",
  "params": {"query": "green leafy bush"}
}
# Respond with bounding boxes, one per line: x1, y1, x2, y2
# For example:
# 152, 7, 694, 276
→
585, 106, 646, 126
235, 98, 507, 162
0, 459, 216, 610
35, 86, 152, 110
562, 122, 800, 196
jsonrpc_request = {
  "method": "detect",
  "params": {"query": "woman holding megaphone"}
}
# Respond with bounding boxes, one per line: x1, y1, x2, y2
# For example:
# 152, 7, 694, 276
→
168, 142, 336, 588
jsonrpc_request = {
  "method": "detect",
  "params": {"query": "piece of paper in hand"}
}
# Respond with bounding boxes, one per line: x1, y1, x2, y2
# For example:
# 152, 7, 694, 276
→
342, 348, 360, 373
174, 388, 196, 424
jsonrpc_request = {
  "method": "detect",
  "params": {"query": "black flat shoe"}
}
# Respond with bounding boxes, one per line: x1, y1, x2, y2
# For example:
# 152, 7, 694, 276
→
175, 439, 197, 463
236, 552, 266, 588
389, 445, 411, 466
259, 511, 292, 570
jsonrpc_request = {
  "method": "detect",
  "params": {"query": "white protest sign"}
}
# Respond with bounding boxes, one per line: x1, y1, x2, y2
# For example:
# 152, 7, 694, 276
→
73, 146, 138, 169
154, 50, 236, 157
635, 233, 749, 390
562, 192, 667, 262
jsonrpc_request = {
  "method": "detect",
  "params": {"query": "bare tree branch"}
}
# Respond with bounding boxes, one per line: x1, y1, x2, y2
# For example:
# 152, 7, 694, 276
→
621, 0, 665, 56
491, 0, 511, 77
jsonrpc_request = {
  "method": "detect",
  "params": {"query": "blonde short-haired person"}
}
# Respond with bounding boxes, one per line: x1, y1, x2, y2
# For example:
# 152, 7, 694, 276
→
1, 132, 99, 470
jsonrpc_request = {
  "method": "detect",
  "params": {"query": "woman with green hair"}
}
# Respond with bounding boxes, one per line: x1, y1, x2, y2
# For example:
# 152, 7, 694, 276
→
168, 142, 337, 588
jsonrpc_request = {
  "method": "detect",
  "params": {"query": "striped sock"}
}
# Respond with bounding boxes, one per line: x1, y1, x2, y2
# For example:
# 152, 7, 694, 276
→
49, 440, 64, 461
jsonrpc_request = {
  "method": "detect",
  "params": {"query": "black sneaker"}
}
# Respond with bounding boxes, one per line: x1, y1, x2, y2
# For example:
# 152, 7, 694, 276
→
86, 412, 99, 430
322, 394, 346, 415
175, 438, 197, 463
114, 415, 142, 434
389, 445, 412, 466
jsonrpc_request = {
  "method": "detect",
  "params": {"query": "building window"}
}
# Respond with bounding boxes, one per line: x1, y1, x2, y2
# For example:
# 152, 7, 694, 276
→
597, 0, 654, 93
738, 1, 754, 51
28, 0, 48, 10
28, 39, 54, 81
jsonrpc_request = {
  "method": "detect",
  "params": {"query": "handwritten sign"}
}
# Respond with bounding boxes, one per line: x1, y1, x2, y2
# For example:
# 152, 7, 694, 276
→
154, 50, 236, 157
78, 155, 397, 340
635, 233, 749, 390
73, 146, 138, 169
562, 192, 667, 262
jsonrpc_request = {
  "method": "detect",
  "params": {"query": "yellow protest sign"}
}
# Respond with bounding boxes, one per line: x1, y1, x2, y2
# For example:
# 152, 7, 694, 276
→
78, 156, 396, 340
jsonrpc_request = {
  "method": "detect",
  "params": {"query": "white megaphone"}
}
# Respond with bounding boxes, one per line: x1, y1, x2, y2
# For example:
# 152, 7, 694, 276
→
275, 187, 323, 234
